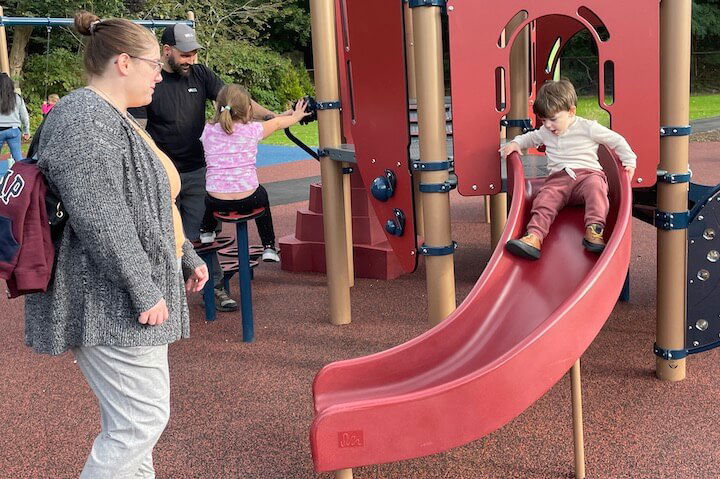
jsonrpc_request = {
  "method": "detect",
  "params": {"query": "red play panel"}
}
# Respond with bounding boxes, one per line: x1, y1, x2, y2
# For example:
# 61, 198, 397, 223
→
334, 0, 417, 273
448, 1, 660, 195
310, 148, 632, 472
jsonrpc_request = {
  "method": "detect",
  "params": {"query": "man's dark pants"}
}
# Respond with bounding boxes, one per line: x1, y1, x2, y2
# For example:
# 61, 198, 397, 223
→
177, 167, 223, 288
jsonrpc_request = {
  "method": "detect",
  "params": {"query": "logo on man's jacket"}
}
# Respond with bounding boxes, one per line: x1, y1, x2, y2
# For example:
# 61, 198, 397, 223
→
188, 87, 198, 93
0, 169, 25, 205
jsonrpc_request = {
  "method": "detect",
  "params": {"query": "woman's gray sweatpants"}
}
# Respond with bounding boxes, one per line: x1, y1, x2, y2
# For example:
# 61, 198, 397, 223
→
72, 344, 170, 479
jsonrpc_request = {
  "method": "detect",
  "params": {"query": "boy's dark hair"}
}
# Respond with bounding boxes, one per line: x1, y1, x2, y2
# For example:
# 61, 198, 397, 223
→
533, 79, 577, 118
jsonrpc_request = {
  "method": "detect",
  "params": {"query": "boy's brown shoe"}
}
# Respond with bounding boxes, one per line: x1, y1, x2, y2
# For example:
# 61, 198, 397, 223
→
583, 224, 606, 253
506, 233, 542, 260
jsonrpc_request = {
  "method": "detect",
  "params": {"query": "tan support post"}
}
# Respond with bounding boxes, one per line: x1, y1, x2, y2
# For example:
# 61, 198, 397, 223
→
0, 7, 10, 75
413, 4, 456, 326
335, 468, 353, 479
571, 359, 586, 479
405, 2, 424, 237
310, 0, 352, 325
495, 13, 530, 247
656, 0, 690, 381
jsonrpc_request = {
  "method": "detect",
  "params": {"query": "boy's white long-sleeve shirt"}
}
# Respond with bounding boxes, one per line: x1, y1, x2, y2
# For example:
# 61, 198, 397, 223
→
511, 116, 637, 176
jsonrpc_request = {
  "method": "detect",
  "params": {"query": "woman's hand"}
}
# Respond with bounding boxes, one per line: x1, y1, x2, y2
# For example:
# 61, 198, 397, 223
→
22, 133, 30, 141
138, 298, 168, 326
624, 165, 635, 179
185, 264, 209, 293
499, 141, 521, 158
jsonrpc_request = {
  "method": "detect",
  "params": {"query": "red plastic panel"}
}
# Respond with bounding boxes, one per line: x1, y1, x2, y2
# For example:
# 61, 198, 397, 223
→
448, 1, 659, 195
310, 148, 632, 472
334, 0, 354, 144
340, 0, 417, 273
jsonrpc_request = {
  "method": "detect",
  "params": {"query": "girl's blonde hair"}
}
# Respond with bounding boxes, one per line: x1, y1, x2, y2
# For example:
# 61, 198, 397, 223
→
211, 84, 253, 134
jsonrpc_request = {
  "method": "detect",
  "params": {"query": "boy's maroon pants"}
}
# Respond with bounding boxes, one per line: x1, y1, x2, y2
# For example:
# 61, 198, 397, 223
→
526, 168, 609, 242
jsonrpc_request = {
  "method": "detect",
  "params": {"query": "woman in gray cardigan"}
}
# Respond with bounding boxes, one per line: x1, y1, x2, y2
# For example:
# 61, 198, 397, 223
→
25, 11, 208, 479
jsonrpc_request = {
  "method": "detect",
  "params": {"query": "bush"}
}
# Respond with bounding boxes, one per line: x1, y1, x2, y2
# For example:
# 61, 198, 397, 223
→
17, 41, 314, 130
20, 48, 85, 131
204, 39, 314, 112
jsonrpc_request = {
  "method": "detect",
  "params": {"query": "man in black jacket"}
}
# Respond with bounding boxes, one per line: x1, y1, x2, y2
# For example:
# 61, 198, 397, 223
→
130, 24, 281, 312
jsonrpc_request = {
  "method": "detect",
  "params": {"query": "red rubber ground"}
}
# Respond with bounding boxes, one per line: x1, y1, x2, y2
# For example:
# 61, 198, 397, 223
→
1, 143, 720, 478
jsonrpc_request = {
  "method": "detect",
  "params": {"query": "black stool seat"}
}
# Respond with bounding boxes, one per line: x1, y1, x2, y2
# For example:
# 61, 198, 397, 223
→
214, 207, 266, 223
191, 235, 234, 254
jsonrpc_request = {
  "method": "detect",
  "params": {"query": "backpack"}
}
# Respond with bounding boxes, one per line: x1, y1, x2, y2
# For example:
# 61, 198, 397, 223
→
27, 114, 68, 240
0, 115, 67, 297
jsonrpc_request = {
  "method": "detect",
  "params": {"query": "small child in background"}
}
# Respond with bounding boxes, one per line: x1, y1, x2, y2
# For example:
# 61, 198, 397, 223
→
501, 79, 637, 260
41, 94, 60, 116
198, 84, 310, 262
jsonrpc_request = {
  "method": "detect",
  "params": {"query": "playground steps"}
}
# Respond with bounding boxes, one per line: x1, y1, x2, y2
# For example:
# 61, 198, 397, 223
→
279, 172, 404, 280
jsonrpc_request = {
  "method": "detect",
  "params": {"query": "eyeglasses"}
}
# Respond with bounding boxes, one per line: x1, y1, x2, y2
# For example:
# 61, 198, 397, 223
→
115, 54, 164, 72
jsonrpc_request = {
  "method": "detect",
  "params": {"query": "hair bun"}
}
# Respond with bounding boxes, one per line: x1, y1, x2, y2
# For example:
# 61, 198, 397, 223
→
74, 11, 101, 36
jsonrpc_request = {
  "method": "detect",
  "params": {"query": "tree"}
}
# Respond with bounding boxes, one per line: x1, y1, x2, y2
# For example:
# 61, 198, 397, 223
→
2, 0, 125, 82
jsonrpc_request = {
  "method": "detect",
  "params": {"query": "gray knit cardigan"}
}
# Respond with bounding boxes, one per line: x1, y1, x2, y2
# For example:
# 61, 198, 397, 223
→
24, 88, 205, 355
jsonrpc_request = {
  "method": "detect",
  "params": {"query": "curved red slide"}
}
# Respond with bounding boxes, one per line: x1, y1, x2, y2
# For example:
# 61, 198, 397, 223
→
310, 148, 632, 472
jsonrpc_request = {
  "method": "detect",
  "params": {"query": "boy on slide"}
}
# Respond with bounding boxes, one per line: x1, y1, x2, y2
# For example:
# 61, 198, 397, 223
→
500, 79, 637, 260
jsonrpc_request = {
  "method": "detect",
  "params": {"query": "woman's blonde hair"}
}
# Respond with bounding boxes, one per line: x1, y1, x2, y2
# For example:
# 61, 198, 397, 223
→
211, 84, 253, 134
74, 11, 157, 77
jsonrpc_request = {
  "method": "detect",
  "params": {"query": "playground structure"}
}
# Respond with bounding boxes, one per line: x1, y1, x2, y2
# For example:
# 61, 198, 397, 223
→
0, 3, 715, 478
299, 0, 714, 477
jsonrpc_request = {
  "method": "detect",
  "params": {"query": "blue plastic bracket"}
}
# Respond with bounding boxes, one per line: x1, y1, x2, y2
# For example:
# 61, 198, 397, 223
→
657, 170, 691, 184
501, 118, 534, 133
660, 125, 692, 137
418, 241, 458, 256
412, 159, 454, 171
419, 179, 457, 193
654, 210, 689, 230
409, 0, 445, 7
316, 101, 341, 110
653, 343, 688, 360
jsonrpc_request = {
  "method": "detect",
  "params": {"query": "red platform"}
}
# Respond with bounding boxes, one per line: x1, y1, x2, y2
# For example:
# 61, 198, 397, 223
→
449, 0, 660, 195
310, 148, 632, 472
279, 171, 405, 280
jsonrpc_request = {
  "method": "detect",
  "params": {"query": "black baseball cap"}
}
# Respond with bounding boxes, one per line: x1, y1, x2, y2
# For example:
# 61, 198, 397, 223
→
161, 24, 203, 52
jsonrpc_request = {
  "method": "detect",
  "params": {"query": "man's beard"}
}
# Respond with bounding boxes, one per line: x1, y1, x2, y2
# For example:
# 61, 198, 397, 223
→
168, 56, 191, 77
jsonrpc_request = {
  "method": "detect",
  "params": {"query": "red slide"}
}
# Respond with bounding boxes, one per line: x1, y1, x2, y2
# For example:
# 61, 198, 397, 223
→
310, 148, 632, 472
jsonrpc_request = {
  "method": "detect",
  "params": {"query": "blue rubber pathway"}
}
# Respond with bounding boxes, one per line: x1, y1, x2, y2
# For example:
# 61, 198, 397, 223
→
257, 144, 317, 167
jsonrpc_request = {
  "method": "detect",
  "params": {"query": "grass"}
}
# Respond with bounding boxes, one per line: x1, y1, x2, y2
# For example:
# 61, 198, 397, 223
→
258, 94, 720, 148
577, 94, 720, 127
261, 122, 318, 147
4, 94, 718, 157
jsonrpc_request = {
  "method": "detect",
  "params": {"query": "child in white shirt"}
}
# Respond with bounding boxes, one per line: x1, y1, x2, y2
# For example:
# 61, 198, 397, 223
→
500, 79, 637, 260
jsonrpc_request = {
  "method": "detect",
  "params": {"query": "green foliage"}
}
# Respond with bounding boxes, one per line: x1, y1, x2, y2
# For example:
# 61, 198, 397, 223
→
206, 39, 313, 112
21, 47, 84, 129
263, 0, 311, 53
693, 0, 720, 40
